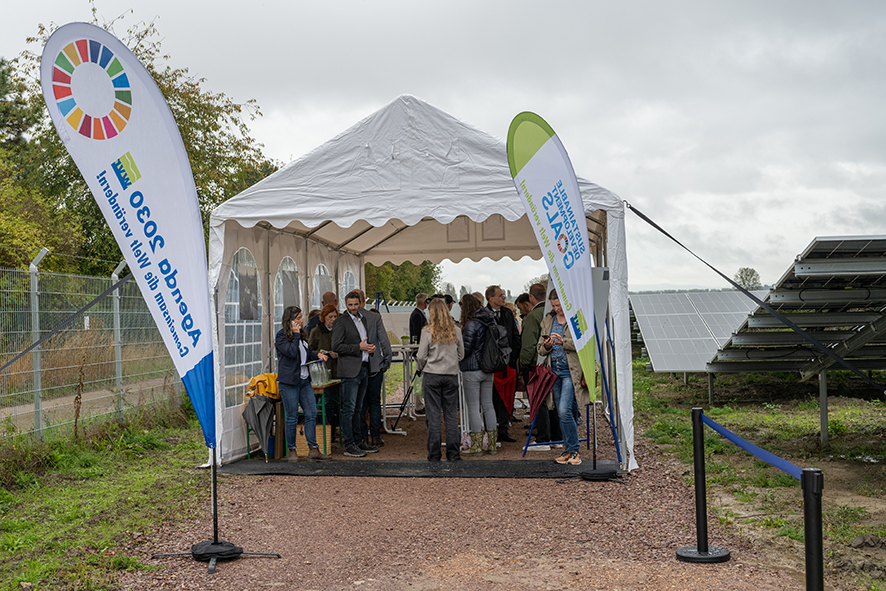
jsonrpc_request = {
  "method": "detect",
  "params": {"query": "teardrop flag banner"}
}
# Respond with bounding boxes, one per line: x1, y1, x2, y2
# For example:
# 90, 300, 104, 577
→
40, 23, 216, 448
507, 112, 597, 389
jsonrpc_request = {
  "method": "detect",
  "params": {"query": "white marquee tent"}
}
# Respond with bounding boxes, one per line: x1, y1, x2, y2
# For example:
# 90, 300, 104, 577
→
208, 94, 637, 470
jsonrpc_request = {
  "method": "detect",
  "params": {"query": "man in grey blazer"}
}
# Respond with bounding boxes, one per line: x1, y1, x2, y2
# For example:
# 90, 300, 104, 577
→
332, 291, 378, 457
355, 289, 393, 447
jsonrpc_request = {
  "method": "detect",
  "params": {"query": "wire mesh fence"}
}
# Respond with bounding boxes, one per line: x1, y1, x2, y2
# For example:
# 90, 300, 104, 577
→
0, 266, 179, 440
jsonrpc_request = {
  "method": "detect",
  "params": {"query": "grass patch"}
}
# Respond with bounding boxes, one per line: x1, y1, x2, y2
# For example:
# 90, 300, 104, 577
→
0, 402, 206, 590
631, 351, 886, 584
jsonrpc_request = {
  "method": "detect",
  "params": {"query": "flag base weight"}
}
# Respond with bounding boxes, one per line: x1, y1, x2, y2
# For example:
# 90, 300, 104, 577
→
152, 541, 281, 574
676, 545, 731, 564
151, 451, 281, 573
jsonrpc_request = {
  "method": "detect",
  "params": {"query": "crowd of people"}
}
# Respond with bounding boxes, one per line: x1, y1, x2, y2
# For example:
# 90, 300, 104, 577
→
273, 282, 588, 466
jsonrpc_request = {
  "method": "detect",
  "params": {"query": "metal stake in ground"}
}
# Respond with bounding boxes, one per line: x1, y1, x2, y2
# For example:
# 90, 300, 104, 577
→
676, 407, 731, 564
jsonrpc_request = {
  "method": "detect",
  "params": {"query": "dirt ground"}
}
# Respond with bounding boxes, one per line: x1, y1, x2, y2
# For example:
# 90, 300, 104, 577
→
113, 401, 877, 591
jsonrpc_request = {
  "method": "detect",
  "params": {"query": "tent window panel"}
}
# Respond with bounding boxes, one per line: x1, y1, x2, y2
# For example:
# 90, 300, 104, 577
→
252, 343, 262, 363
446, 215, 470, 243
238, 264, 259, 321
340, 270, 357, 303
312, 264, 334, 309
224, 247, 263, 409
225, 384, 244, 408
274, 256, 299, 327
235, 343, 244, 366
481, 214, 506, 241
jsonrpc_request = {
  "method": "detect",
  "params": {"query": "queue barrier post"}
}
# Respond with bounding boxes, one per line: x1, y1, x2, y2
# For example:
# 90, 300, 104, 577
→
802, 468, 824, 591
676, 407, 731, 564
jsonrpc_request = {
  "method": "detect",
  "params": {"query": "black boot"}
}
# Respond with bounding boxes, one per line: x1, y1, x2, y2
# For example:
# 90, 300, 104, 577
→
498, 428, 517, 443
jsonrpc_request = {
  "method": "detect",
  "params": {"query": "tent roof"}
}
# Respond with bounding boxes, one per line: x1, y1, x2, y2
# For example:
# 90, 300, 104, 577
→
210, 94, 619, 266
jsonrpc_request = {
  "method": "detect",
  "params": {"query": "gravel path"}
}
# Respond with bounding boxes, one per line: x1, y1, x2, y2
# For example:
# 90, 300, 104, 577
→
117, 411, 806, 590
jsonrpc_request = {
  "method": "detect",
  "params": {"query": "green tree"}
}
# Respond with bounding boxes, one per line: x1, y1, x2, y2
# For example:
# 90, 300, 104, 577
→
14, 13, 277, 275
734, 267, 762, 290
0, 147, 81, 268
523, 273, 549, 293
0, 59, 79, 269
365, 260, 441, 302
0, 58, 39, 150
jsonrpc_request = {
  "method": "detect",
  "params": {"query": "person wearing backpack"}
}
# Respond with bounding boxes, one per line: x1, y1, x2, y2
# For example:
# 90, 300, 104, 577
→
458, 293, 499, 455
485, 285, 521, 443
536, 289, 589, 466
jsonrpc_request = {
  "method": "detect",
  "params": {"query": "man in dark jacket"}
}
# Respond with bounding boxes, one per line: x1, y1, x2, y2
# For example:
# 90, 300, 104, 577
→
409, 293, 428, 344
519, 283, 554, 449
485, 285, 521, 442
355, 289, 393, 448
332, 291, 378, 457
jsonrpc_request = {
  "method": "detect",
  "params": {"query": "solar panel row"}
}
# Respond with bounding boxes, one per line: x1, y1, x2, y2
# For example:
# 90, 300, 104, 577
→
630, 291, 764, 372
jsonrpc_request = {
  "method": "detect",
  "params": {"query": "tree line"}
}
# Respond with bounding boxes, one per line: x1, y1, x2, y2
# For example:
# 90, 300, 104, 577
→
0, 11, 440, 294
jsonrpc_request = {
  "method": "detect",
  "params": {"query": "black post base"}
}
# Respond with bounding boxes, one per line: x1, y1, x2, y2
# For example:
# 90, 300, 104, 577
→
152, 539, 281, 574
676, 545, 731, 564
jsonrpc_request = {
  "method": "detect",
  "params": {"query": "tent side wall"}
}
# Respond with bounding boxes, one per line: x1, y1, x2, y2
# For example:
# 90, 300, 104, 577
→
209, 221, 362, 462
209, 210, 637, 470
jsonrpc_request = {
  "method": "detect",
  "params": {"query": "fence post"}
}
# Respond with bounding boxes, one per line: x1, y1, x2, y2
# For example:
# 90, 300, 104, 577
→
29, 247, 50, 440
676, 407, 731, 563
112, 260, 127, 424
802, 468, 824, 591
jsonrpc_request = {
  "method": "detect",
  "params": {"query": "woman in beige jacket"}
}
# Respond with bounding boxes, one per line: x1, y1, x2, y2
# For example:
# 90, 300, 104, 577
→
536, 289, 589, 465
417, 298, 465, 461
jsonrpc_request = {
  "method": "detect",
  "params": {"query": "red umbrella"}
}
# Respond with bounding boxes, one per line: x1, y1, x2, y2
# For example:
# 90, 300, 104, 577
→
525, 364, 557, 423
493, 366, 517, 414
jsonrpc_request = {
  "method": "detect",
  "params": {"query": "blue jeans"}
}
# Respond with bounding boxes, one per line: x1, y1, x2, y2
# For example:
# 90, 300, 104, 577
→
551, 358, 580, 453
279, 380, 318, 449
340, 365, 369, 447
360, 371, 384, 442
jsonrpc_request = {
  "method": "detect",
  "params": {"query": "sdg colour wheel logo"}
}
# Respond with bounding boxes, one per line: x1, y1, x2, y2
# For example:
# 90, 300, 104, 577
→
51, 39, 132, 140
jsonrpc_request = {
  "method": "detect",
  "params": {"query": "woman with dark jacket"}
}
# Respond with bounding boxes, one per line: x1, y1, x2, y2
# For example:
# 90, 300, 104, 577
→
276, 305, 330, 462
458, 294, 498, 455
307, 304, 340, 379
307, 303, 341, 442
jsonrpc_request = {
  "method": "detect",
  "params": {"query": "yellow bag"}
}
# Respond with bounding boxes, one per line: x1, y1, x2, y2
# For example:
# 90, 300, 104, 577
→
247, 373, 280, 400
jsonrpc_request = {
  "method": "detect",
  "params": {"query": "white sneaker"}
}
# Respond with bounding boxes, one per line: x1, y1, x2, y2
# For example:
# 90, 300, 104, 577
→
551, 443, 564, 449
528, 444, 551, 451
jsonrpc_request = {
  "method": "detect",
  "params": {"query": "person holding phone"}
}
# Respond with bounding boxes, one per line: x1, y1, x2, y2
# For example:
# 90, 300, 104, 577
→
536, 289, 588, 466
276, 306, 330, 461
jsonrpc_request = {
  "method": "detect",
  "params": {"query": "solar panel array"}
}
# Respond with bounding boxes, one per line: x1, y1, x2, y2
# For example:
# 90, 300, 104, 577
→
709, 236, 886, 377
630, 291, 765, 372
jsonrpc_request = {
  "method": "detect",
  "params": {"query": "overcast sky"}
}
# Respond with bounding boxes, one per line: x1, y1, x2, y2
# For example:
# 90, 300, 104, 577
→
4, 1, 885, 295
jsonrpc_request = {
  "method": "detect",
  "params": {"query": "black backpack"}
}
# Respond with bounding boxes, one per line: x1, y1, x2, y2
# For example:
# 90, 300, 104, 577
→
479, 320, 511, 374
